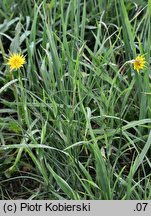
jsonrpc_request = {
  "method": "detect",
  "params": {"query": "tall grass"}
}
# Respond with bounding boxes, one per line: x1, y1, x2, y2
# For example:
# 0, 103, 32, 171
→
0, 0, 151, 199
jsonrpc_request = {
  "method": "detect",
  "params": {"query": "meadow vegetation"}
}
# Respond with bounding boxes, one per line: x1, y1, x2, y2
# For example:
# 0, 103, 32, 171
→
0, 0, 151, 199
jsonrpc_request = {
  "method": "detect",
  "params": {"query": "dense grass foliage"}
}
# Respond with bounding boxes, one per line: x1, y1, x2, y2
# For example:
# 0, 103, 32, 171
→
0, 0, 151, 199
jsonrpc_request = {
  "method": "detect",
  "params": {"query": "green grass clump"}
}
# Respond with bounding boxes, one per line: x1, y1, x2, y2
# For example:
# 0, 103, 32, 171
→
0, 0, 151, 200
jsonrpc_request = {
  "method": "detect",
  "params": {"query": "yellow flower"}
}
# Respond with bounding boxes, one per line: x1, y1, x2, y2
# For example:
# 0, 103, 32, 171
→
132, 55, 146, 72
7, 53, 26, 70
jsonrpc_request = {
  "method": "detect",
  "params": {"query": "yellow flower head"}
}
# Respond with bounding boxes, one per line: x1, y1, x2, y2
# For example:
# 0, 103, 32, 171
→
7, 53, 26, 71
133, 55, 146, 72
